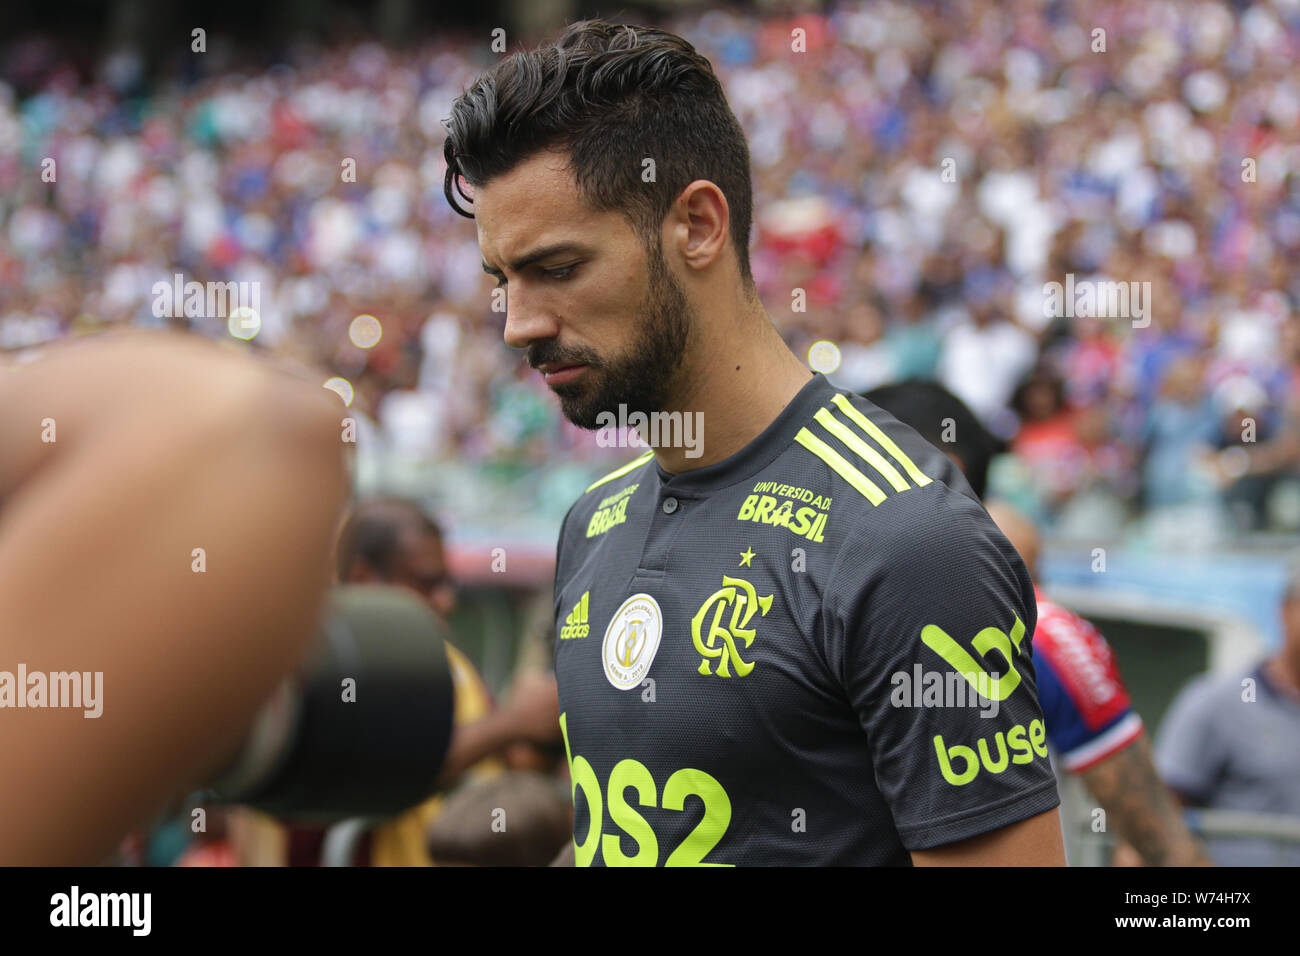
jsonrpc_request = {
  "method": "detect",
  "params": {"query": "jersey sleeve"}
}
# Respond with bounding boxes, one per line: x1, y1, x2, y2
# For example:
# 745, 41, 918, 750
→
552, 503, 575, 622
1032, 602, 1144, 773
823, 491, 1060, 852
550, 502, 579, 665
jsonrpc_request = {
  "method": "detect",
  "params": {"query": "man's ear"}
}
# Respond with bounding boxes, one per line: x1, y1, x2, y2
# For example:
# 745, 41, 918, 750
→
673, 180, 730, 275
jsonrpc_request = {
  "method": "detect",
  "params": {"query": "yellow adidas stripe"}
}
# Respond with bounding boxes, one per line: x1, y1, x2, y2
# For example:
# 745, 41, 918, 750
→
794, 428, 887, 505
831, 394, 932, 487
566, 591, 588, 624
813, 408, 909, 492
584, 451, 654, 494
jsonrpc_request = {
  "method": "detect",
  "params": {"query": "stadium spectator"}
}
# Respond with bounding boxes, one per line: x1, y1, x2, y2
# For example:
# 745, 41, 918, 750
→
1153, 564, 1300, 866
1139, 356, 1219, 511
1009, 366, 1084, 511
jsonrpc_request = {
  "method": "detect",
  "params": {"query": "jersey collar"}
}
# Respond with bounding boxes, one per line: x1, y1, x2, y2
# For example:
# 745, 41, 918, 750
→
651, 372, 838, 495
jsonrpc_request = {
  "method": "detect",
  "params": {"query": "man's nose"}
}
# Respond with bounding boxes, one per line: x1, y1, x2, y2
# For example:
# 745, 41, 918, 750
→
502, 286, 560, 351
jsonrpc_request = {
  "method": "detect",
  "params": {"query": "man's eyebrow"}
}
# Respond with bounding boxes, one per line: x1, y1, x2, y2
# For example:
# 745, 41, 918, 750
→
481, 242, 591, 276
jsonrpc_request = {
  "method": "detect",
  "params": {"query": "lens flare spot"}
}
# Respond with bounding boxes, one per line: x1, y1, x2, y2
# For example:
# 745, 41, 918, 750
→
349, 314, 382, 349
228, 307, 261, 341
323, 377, 355, 407
808, 340, 841, 374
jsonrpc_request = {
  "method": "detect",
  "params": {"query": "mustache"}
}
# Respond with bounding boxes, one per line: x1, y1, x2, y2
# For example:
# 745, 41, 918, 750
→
527, 344, 602, 370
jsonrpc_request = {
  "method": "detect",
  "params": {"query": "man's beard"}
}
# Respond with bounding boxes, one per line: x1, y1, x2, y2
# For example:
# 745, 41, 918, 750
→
533, 241, 694, 430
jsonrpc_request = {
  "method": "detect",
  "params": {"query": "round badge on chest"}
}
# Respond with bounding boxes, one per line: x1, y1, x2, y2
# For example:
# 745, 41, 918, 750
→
601, 592, 664, 690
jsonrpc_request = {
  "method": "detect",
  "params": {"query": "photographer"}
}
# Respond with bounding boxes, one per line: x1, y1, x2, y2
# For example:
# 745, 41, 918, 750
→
0, 330, 349, 865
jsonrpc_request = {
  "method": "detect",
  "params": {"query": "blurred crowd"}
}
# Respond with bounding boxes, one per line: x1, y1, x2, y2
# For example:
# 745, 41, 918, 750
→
3, 0, 1300, 539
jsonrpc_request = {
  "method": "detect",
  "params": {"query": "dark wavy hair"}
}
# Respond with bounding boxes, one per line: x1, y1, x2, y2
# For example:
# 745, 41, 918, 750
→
442, 19, 754, 284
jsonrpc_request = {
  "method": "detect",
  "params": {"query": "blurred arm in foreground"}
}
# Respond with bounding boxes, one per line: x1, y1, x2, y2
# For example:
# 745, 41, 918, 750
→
0, 331, 349, 865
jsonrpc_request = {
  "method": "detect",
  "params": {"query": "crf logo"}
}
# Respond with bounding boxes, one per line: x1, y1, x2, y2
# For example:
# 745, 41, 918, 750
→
691, 575, 773, 677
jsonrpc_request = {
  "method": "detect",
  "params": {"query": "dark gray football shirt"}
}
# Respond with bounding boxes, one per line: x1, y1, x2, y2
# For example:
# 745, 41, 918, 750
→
552, 372, 1059, 865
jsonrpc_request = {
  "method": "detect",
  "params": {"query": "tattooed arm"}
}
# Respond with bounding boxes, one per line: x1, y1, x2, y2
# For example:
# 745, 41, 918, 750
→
1078, 731, 1212, 866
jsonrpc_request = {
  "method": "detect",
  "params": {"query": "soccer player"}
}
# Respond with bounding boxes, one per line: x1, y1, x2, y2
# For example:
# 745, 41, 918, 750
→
866, 379, 1211, 866
442, 20, 1064, 865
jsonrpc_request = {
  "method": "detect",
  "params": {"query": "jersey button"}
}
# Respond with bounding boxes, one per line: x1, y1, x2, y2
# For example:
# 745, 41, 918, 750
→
662, 497, 678, 514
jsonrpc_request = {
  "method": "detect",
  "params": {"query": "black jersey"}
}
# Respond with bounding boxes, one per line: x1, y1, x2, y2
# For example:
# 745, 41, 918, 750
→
551, 372, 1058, 865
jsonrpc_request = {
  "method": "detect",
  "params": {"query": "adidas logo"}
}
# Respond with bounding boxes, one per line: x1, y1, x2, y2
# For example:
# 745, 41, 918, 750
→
560, 591, 590, 640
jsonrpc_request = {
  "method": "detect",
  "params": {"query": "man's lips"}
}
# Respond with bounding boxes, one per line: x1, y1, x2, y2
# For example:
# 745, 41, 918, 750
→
537, 363, 589, 385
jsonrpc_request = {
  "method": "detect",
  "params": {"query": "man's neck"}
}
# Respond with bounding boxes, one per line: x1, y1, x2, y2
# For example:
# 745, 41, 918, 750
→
648, 299, 814, 475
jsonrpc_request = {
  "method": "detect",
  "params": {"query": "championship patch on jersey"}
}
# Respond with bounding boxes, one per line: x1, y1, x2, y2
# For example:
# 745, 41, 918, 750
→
601, 593, 663, 690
